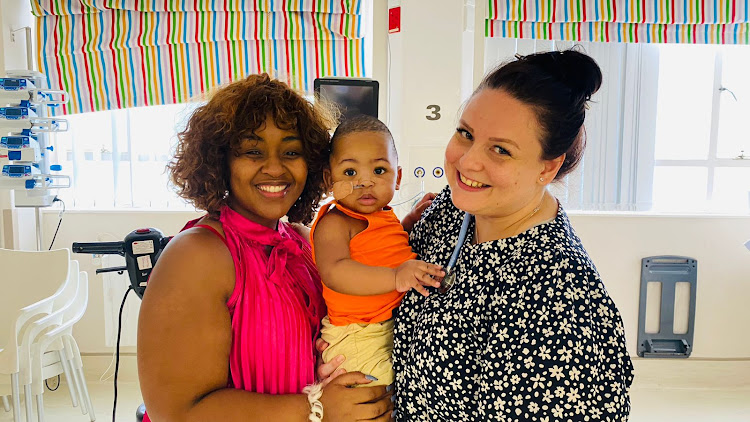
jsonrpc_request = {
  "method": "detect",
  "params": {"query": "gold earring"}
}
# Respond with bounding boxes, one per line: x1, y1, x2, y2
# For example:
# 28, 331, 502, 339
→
539, 177, 544, 182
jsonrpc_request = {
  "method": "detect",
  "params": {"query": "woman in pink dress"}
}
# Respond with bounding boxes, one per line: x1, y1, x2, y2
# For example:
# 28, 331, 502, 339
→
138, 74, 393, 422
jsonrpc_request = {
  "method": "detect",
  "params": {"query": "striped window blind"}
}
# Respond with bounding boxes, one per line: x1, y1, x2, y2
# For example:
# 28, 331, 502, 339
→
486, 0, 750, 44
32, 0, 367, 115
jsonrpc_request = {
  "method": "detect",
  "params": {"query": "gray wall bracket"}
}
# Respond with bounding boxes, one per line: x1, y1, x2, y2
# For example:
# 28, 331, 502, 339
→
637, 256, 697, 358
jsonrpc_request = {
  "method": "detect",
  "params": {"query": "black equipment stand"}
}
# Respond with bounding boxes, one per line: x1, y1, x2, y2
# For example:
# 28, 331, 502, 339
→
73, 228, 172, 421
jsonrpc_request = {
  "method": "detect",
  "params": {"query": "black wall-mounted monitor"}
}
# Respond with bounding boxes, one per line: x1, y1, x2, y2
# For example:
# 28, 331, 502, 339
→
314, 78, 379, 120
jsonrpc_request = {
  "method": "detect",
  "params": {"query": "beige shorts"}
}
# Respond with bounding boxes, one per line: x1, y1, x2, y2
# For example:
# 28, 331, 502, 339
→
320, 316, 394, 386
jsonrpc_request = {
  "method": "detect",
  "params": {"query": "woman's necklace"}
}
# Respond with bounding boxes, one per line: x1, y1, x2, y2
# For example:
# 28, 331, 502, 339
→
473, 195, 545, 244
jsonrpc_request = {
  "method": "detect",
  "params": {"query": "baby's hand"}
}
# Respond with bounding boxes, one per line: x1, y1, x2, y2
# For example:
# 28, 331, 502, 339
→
394, 260, 444, 297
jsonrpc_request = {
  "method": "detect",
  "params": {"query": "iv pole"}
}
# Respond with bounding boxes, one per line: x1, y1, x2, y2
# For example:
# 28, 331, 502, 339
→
14, 27, 44, 250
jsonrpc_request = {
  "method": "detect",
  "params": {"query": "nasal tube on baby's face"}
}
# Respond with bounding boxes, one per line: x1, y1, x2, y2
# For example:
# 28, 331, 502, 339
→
358, 178, 375, 188
332, 178, 376, 200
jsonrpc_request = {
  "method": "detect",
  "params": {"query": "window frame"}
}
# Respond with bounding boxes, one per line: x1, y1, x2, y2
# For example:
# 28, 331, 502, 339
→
483, 39, 750, 214
638, 44, 750, 210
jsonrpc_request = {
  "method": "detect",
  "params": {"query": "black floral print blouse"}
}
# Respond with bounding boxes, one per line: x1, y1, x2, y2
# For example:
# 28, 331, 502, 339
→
393, 187, 634, 421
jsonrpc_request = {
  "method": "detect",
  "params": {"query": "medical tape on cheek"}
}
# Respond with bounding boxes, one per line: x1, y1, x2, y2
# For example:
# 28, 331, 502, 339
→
331, 178, 375, 200
332, 181, 355, 200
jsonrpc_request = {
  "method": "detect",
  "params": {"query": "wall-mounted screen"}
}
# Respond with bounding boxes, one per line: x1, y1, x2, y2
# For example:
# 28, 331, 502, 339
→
314, 78, 379, 120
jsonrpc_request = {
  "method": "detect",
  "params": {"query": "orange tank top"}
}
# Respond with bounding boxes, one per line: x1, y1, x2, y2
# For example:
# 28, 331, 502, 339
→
310, 201, 416, 326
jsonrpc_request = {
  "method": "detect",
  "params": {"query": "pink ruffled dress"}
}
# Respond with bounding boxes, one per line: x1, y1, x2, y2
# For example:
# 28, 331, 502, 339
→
144, 206, 325, 421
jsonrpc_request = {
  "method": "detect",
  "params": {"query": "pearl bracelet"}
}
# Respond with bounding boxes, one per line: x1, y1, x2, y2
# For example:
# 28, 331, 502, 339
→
302, 383, 324, 422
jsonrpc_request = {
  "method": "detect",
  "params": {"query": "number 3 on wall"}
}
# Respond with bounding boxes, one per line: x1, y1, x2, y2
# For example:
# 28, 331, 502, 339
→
426, 105, 441, 121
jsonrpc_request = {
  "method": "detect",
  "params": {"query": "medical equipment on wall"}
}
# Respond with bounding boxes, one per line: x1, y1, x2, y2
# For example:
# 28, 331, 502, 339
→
0, 115, 68, 132
2, 133, 41, 162
637, 256, 698, 358
0, 77, 68, 105
1, 70, 71, 249
314, 77, 379, 120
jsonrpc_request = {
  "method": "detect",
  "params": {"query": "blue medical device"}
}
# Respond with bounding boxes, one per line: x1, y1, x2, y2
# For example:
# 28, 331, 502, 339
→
0, 106, 30, 120
1, 135, 32, 149
0, 78, 28, 91
2, 164, 33, 178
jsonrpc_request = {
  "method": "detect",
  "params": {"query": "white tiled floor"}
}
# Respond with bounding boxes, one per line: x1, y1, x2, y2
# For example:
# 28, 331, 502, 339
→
0, 381, 142, 422
630, 387, 750, 421
2, 360, 749, 421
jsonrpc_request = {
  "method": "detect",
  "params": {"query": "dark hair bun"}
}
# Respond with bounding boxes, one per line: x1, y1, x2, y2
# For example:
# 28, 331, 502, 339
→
556, 49, 602, 102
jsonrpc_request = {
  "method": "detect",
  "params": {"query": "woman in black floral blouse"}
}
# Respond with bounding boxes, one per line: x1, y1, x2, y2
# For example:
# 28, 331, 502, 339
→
393, 49, 634, 421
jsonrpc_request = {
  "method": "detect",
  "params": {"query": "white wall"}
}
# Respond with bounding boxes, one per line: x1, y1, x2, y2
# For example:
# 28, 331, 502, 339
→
387, 0, 479, 198
40, 210, 750, 358
0, 0, 34, 71
568, 213, 750, 358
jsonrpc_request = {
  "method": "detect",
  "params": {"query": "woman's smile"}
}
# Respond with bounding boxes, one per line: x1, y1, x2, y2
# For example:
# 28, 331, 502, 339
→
256, 182, 292, 198
456, 171, 490, 190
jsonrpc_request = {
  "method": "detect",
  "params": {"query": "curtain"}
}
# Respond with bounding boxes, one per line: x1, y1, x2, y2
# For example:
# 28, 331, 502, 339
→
486, 0, 750, 45
32, 0, 367, 115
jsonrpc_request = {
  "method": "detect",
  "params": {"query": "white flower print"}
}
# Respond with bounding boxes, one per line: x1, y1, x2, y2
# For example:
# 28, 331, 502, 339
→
558, 345, 573, 363
538, 345, 551, 360
392, 187, 633, 421
549, 365, 565, 381
566, 388, 581, 403
569, 366, 581, 381
551, 404, 565, 418
552, 300, 566, 313
530, 373, 546, 389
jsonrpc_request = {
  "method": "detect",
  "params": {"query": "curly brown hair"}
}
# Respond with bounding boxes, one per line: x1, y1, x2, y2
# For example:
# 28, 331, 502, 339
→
169, 74, 338, 224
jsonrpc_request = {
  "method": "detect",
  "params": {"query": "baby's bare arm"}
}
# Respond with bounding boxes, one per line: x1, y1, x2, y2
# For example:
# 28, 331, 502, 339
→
314, 211, 443, 296
314, 211, 398, 296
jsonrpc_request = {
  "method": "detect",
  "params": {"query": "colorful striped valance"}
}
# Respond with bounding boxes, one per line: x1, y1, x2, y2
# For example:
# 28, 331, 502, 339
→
33, 0, 358, 15
32, 1, 367, 115
486, 1, 750, 44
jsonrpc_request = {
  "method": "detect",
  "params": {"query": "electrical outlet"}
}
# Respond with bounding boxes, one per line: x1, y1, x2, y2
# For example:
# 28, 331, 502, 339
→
408, 145, 448, 194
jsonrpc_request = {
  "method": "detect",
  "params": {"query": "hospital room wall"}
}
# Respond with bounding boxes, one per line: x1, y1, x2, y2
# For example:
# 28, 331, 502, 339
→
2, 0, 748, 360
38, 210, 750, 359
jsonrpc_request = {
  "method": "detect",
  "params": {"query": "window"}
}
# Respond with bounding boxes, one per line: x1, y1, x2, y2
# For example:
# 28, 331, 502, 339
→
50, 103, 200, 209
483, 38, 750, 214
484, 38, 646, 212
650, 44, 750, 213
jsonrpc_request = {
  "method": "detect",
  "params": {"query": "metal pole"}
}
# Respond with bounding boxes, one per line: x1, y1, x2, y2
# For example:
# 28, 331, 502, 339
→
35, 207, 44, 250
10, 27, 34, 70
25, 27, 33, 71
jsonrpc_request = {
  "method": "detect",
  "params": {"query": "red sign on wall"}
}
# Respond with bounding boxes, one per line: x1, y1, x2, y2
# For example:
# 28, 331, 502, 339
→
389, 7, 401, 33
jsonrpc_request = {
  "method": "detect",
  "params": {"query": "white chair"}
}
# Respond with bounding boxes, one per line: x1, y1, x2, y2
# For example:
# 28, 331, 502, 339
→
28, 270, 95, 422
0, 248, 71, 422
19, 260, 86, 421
